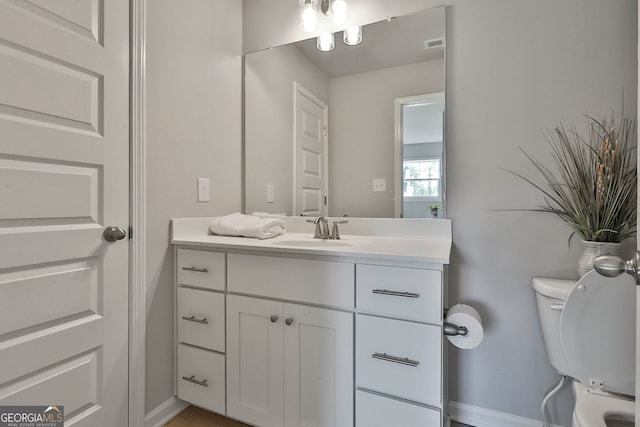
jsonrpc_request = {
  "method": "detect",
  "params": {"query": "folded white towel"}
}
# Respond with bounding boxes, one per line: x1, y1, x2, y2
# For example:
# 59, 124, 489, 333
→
209, 212, 286, 239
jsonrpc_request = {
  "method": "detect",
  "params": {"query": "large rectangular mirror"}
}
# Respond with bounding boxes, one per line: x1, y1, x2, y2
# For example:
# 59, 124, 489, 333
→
244, 6, 445, 218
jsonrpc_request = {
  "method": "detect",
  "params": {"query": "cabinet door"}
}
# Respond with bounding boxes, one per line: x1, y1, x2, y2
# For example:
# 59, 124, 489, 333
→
284, 304, 354, 427
227, 295, 284, 427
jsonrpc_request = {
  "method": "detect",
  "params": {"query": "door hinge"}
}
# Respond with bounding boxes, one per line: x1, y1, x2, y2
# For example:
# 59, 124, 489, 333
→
324, 196, 327, 206
128, 226, 133, 240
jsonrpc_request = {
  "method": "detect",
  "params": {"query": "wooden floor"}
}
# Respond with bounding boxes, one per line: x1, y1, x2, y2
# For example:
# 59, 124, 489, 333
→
164, 406, 250, 427
164, 405, 473, 427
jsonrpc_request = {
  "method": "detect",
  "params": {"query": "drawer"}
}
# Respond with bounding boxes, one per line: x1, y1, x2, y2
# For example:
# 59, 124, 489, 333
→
356, 314, 441, 406
177, 287, 225, 352
177, 249, 225, 290
227, 253, 354, 308
356, 264, 441, 323
356, 390, 441, 427
177, 343, 225, 413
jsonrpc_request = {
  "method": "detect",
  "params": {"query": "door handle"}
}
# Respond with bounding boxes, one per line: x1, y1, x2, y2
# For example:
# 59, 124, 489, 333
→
103, 226, 127, 242
593, 252, 640, 284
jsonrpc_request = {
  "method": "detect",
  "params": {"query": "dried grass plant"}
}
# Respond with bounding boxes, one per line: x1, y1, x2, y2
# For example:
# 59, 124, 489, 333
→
510, 114, 637, 243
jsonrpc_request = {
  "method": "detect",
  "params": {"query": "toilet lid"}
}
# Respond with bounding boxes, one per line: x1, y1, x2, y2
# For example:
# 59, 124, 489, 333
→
559, 270, 636, 396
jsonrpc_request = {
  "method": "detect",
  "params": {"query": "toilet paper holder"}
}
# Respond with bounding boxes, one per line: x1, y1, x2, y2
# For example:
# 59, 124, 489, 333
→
443, 322, 468, 337
443, 307, 469, 337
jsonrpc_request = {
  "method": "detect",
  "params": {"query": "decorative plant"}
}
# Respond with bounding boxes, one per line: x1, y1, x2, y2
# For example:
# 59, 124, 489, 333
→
429, 204, 440, 217
510, 113, 637, 243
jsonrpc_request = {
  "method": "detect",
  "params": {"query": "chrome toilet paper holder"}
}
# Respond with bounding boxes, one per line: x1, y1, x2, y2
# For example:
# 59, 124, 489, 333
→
443, 322, 468, 337
443, 307, 469, 337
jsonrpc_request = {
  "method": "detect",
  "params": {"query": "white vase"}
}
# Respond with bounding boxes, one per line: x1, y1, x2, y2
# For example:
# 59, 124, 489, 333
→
577, 240, 622, 277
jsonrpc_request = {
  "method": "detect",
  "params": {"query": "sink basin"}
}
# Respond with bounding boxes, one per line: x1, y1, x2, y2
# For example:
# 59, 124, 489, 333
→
272, 239, 353, 248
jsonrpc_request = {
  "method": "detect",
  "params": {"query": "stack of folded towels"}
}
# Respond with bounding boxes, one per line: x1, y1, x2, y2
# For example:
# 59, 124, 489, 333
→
209, 212, 287, 240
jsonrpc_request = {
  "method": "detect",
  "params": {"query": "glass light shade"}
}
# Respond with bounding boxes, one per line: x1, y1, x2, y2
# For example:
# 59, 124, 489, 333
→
343, 26, 362, 45
300, 3, 317, 32
331, 0, 348, 25
317, 33, 335, 51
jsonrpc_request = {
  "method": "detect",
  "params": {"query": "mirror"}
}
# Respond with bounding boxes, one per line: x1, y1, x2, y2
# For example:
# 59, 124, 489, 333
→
244, 7, 445, 218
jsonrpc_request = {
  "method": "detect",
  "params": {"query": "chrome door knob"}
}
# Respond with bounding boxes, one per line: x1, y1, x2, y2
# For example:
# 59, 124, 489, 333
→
270, 315, 279, 323
285, 318, 294, 326
103, 226, 127, 242
593, 252, 640, 284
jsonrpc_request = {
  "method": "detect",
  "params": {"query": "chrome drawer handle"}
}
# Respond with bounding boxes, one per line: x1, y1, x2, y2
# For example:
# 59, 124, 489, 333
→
182, 375, 208, 387
372, 352, 420, 367
182, 266, 209, 273
372, 289, 420, 298
181, 315, 209, 325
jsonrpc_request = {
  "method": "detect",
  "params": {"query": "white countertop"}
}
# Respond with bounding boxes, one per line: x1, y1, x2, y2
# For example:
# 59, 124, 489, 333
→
171, 217, 452, 265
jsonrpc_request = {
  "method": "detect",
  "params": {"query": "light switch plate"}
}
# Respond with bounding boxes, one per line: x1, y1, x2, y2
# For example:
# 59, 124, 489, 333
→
197, 177, 210, 202
373, 178, 386, 192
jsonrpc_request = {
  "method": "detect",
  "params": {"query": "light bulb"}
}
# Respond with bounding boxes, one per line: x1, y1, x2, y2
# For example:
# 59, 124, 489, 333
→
300, 3, 317, 33
343, 26, 362, 46
331, 0, 347, 25
317, 33, 335, 51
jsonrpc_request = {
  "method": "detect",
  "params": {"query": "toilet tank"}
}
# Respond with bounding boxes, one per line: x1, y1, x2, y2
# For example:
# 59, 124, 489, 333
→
532, 277, 576, 376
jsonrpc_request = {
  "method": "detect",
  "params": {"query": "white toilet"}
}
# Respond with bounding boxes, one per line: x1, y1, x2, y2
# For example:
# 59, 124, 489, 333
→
532, 270, 636, 427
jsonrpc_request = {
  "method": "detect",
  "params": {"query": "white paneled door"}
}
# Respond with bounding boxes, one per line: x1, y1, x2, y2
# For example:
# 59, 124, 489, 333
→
0, 1, 129, 426
294, 82, 328, 217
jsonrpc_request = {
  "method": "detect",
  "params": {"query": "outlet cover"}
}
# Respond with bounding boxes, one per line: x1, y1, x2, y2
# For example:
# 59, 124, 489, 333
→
197, 177, 210, 202
267, 184, 275, 203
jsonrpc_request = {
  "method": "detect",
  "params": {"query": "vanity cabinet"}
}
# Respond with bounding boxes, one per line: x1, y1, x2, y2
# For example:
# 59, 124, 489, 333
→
226, 294, 353, 427
171, 217, 451, 427
226, 253, 354, 427
175, 249, 227, 413
355, 264, 444, 426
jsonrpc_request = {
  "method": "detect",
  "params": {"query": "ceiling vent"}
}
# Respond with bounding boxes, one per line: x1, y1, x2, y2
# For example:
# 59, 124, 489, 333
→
423, 38, 445, 49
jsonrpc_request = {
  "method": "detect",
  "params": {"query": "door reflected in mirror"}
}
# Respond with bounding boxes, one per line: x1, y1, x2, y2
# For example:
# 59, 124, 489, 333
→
395, 92, 445, 218
244, 6, 445, 218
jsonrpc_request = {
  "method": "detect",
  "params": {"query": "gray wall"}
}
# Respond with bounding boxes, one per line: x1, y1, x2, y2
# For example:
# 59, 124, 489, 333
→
329, 60, 445, 218
243, 0, 637, 426
144, 0, 242, 412
245, 44, 330, 215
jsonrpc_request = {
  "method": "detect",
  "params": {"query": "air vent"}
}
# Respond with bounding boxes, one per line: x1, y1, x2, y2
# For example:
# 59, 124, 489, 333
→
423, 38, 445, 49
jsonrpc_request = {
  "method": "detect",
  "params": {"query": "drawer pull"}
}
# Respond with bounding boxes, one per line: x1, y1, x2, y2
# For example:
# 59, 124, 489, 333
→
182, 266, 209, 273
181, 315, 209, 325
182, 375, 209, 387
372, 289, 420, 298
372, 352, 420, 367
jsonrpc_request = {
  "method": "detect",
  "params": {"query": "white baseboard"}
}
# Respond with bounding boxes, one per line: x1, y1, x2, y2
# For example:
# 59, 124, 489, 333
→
449, 401, 566, 427
144, 396, 189, 427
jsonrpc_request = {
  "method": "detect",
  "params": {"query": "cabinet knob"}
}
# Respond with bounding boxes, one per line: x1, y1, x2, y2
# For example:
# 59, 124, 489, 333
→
270, 315, 279, 323
285, 317, 294, 326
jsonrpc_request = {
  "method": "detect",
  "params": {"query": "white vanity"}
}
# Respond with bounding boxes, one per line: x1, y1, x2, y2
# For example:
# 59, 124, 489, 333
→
171, 216, 452, 427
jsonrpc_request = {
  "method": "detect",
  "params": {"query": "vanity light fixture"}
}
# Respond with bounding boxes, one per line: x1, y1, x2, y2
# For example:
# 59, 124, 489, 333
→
331, 0, 348, 25
317, 32, 335, 51
300, 0, 318, 32
300, 0, 350, 32
343, 25, 362, 46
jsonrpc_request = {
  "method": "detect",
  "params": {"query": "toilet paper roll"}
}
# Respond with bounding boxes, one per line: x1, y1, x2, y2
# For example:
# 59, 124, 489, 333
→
445, 303, 484, 349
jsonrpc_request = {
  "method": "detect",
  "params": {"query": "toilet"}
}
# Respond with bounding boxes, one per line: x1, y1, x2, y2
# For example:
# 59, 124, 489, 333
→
532, 270, 636, 427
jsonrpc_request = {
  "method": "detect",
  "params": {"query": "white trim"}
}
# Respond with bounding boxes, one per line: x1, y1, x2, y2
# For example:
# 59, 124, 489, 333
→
393, 92, 445, 218
130, 0, 146, 426
144, 397, 189, 427
448, 401, 567, 427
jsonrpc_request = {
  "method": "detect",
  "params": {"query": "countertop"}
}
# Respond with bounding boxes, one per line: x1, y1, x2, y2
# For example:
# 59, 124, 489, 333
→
171, 217, 452, 265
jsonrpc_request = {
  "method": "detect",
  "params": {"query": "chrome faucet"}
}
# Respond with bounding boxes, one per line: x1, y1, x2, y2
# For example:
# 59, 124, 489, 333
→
307, 216, 331, 239
306, 216, 349, 240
